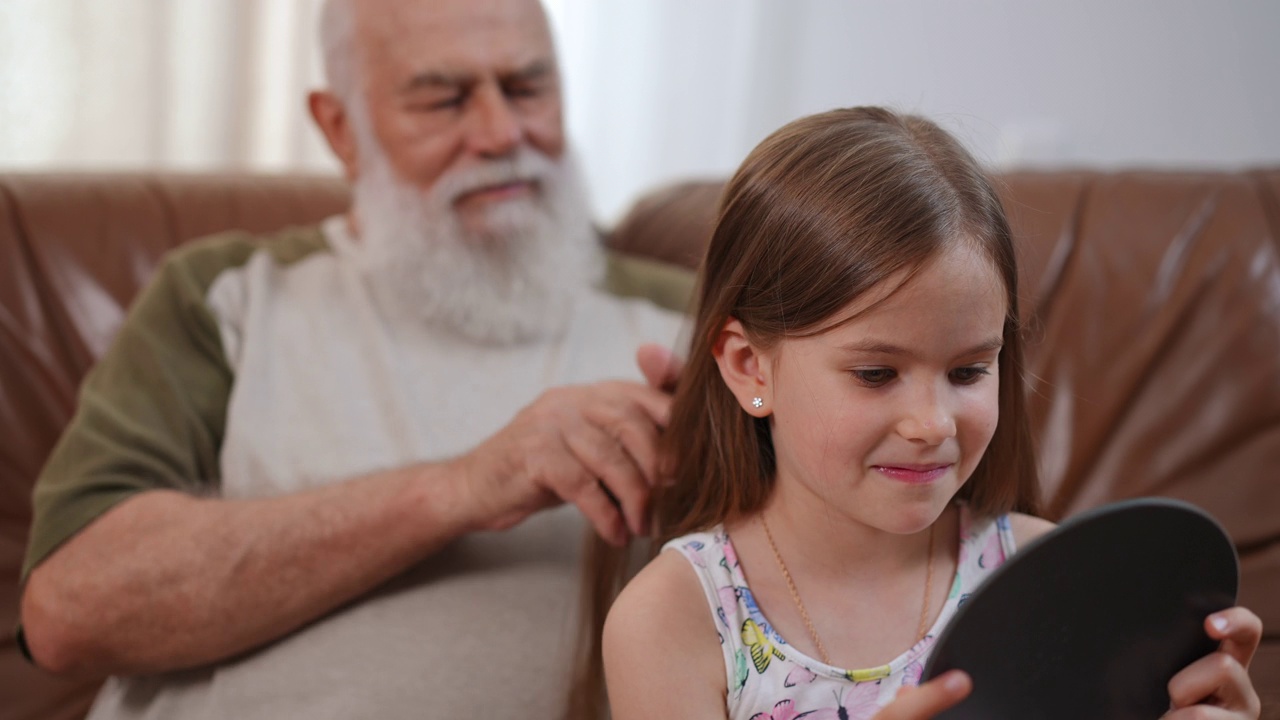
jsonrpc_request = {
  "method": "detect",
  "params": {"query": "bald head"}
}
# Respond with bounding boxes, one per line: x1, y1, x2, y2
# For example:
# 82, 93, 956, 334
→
319, 0, 356, 101
320, 0, 556, 104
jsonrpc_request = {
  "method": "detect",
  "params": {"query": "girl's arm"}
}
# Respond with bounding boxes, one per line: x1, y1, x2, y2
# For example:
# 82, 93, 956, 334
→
604, 550, 728, 720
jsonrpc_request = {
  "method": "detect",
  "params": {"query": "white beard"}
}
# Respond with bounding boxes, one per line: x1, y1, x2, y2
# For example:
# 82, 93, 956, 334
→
348, 139, 600, 346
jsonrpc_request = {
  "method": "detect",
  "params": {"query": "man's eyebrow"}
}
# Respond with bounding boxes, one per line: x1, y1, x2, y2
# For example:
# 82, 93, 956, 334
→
838, 337, 1005, 358
401, 71, 469, 93
400, 60, 555, 93
504, 59, 555, 82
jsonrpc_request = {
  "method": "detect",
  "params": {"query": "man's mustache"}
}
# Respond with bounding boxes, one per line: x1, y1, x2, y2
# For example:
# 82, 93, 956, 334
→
433, 152, 554, 205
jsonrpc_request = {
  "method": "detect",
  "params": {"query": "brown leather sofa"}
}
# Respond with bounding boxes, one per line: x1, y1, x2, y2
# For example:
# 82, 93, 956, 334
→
3, 169, 1279, 718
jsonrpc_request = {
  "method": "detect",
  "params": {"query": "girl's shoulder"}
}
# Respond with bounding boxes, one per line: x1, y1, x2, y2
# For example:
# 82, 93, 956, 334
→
603, 545, 728, 718
964, 508, 1055, 549
1006, 511, 1056, 549
608, 527, 730, 645
610, 546, 711, 629
956, 508, 1055, 564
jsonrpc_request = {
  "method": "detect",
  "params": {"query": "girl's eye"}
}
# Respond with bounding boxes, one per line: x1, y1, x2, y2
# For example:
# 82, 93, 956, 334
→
950, 366, 991, 385
852, 368, 896, 387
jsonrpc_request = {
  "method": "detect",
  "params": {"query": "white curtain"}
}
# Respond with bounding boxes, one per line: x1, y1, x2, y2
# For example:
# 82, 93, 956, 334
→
2, 1, 1278, 223
0, 0, 334, 173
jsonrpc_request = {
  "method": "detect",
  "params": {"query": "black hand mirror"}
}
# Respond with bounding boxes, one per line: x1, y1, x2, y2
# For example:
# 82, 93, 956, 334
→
922, 498, 1238, 719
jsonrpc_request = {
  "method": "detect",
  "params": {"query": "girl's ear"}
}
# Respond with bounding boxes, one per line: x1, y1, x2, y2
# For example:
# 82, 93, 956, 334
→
712, 318, 773, 417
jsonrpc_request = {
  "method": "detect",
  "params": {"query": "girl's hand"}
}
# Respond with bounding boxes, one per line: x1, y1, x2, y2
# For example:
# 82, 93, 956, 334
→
1164, 606, 1262, 718
872, 671, 971, 720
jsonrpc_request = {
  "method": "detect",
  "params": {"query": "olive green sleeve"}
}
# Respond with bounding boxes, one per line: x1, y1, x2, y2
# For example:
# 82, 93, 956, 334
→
24, 236, 679, 580
21, 232, 293, 579
600, 251, 697, 315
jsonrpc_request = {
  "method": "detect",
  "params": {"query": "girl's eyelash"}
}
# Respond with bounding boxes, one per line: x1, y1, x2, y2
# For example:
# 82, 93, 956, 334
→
851, 366, 992, 387
950, 366, 991, 384
851, 368, 896, 386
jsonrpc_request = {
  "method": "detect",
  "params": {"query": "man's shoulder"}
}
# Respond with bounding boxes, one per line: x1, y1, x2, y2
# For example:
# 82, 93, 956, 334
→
599, 251, 696, 315
164, 224, 333, 289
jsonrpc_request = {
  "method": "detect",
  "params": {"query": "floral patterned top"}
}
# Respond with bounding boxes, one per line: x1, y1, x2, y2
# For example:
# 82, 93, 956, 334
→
662, 505, 1016, 720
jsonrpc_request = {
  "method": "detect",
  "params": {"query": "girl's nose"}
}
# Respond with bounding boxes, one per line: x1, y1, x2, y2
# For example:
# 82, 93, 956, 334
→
897, 394, 958, 445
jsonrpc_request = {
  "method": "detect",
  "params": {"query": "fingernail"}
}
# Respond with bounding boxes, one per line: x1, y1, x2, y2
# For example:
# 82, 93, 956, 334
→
1210, 615, 1229, 633
944, 672, 967, 692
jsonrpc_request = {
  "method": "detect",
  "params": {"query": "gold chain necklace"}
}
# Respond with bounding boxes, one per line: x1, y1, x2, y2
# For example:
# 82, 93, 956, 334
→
759, 515, 936, 666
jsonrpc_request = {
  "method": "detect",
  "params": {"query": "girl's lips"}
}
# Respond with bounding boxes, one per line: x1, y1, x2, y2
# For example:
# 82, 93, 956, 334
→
873, 464, 953, 484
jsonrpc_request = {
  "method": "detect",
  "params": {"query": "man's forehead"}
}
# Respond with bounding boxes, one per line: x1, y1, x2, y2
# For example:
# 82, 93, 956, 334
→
356, 0, 555, 77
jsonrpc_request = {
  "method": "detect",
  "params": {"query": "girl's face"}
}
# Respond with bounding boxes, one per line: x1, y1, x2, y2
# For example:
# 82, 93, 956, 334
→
762, 242, 1008, 535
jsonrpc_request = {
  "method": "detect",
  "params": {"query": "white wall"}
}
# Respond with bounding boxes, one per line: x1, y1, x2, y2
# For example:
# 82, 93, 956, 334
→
547, 0, 1280, 220
2, 1, 1277, 224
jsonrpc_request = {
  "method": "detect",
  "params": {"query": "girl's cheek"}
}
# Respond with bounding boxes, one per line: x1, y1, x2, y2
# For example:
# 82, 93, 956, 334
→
961, 395, 1001, 445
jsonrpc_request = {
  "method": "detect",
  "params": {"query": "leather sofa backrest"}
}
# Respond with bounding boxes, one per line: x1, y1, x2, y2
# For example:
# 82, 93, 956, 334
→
4, 169, 1280, 717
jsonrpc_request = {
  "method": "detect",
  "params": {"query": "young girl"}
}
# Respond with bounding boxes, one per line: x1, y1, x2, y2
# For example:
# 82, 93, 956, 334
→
573, 107, 1262, 720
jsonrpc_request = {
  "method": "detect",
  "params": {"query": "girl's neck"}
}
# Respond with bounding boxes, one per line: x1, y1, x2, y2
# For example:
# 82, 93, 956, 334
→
725, 485, 960, 669
744, 484, 947, 581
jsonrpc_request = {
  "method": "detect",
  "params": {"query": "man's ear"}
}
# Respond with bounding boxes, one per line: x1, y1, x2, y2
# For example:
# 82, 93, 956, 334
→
308, 90, 359, 181
712, 318, 773, 417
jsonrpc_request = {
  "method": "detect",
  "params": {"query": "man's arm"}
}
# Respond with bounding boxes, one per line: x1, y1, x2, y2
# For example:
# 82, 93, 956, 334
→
21, 235, 675, 677
22, 462, 469, 675
22, 374, 673, 677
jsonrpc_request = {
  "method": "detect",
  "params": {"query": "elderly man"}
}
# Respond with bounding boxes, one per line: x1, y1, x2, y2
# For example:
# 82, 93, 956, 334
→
19, 0, 980, 718
19, 0, 689, 717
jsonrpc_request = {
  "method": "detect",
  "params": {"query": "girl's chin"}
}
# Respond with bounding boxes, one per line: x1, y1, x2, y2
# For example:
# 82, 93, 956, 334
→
878, 497, 956, 535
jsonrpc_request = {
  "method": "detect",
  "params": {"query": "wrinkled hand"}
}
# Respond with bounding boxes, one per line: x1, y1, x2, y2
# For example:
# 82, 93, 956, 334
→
1164, 607, 1262, 718
457, 380, 672, 546
872, 671, 971, 720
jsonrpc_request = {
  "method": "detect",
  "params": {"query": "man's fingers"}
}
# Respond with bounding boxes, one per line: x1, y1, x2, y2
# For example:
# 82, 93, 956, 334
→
561, 382, 668, 486
564, 423, 649, 536
873, 672, 971, 720
1204, 607, 1262, 670
636, 344, 683, 394
564, 469, 628, 546
622, 382, 675, 428
596, 399, 664, 487
575, 484, 629, 547
495, 380, 670, 540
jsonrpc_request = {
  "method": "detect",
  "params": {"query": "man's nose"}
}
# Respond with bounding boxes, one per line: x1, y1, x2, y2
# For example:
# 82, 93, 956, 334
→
896, 388, 958, 445
464, 85, 523, 157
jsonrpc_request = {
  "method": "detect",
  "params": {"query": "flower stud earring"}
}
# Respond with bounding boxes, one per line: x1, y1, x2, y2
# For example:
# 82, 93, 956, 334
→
752, 397, 764, 409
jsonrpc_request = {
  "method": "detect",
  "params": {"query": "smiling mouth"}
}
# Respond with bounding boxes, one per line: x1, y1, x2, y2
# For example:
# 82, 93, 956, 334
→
455, 179, 537, 206
872, 464, 953, 484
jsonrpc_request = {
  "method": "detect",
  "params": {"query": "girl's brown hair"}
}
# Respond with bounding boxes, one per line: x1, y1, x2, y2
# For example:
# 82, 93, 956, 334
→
567, 106, 1040, 719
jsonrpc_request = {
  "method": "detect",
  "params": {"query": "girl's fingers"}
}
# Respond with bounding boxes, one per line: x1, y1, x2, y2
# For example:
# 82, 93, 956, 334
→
1204, 607, 1263, 670
873, 671, 971, 720
1167, 650, 1260, 717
